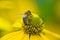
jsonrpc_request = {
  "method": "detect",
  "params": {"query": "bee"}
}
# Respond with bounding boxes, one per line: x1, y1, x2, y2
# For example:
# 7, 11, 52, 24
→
23, 10, 32, 25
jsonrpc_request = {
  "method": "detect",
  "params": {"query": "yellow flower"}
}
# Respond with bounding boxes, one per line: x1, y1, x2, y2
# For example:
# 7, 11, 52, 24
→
1, 12, 60, 40
0, 13, 44, 40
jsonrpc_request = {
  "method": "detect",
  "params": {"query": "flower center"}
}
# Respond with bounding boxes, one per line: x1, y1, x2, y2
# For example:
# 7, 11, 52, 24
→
23, 23, 43, 35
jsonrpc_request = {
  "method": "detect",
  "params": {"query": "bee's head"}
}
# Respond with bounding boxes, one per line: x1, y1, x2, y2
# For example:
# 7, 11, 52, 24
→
25, 10, 31, 16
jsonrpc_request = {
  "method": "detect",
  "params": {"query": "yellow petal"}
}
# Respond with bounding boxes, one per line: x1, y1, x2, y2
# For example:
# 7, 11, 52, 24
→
22, 34, 29, 40
0, 30, 24, 40
42, 29, 60, 40
41, 33, 50, 40
0, 17, 12, 31
30, 35, 42, 40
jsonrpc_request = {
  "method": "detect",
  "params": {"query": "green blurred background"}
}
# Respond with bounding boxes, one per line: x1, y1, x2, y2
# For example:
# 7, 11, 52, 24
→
0, 0, 60, 40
